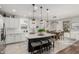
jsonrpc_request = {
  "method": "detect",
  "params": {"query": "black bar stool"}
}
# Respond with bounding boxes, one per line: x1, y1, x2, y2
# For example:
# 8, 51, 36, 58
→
41, 37, 52, 53
29, 39, 42, 54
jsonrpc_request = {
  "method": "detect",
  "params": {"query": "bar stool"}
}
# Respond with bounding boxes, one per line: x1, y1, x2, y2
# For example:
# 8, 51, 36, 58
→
41, 39, 48, 52
29, 39, 42, 54
48, 39, 52, 50
41, 37, 52, 53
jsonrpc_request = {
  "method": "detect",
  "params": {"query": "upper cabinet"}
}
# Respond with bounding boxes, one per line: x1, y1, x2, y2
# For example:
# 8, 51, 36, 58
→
3, 17, 21, 34
4, 17, 20, 29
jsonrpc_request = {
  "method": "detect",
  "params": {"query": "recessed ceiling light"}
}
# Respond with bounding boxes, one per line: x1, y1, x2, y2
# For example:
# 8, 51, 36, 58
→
12, 9, 16, 12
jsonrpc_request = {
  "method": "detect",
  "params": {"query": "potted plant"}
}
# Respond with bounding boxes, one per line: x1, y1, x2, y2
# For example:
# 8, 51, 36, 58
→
38, 29, 45, 36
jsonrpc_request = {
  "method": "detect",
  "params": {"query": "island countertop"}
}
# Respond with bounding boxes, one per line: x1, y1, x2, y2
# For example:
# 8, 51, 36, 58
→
25, 33, 55, 39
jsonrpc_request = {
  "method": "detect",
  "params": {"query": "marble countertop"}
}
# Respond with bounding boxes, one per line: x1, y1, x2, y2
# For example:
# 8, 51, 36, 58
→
25, 33, 55, 39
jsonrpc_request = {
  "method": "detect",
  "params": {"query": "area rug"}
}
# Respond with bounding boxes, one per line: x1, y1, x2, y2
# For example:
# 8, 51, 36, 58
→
57, 41, 79, 54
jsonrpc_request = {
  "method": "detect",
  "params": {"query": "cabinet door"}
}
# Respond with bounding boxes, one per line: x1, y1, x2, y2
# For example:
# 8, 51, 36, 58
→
4, 18, 20, 29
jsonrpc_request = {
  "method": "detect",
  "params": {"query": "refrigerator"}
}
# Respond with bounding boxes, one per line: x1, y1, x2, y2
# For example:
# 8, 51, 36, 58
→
0, 17, 6, 54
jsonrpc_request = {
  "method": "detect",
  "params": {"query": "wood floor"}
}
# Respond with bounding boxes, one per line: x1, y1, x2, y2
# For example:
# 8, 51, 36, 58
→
57, 41, 79, 54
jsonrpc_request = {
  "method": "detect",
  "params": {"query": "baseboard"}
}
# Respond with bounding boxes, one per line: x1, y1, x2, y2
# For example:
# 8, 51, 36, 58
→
6, 40, 26, 45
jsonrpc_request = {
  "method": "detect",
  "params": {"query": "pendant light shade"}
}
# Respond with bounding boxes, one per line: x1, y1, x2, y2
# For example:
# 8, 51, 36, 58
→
32, 4, 35, 6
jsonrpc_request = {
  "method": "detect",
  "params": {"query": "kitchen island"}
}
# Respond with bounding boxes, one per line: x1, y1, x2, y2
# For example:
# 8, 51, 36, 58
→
26, 33, 56, 54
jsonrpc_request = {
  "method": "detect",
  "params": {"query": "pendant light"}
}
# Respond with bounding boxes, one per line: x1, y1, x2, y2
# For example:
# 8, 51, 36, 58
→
40, 6, 43, 21
45, 8, 49, 31
46, 9, 49, 22
32, 4, 35, 21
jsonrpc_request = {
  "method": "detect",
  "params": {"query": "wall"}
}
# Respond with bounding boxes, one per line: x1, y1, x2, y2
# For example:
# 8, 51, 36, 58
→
70, 17, 79, 40
59, 16, 79, 40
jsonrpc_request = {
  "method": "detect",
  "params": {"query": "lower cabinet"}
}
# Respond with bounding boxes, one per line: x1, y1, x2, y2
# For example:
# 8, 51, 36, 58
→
6, 33, 26, 44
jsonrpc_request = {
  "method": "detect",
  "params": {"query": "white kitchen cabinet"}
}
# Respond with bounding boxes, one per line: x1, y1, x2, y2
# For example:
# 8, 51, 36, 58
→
3, 17, 26, 44
6, 33, 26, 44
4, 17, 20, 29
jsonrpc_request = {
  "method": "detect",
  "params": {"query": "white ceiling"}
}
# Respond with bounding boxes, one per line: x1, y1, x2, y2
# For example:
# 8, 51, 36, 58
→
0, 4, 79, 20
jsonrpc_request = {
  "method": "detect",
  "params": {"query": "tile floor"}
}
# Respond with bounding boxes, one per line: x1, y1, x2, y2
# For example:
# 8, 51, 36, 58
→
5, 42, 28, 54
4, 37, 78, 54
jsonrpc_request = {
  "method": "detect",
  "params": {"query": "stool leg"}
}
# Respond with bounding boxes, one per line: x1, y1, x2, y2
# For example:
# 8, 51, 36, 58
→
53, 41, 55, 49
